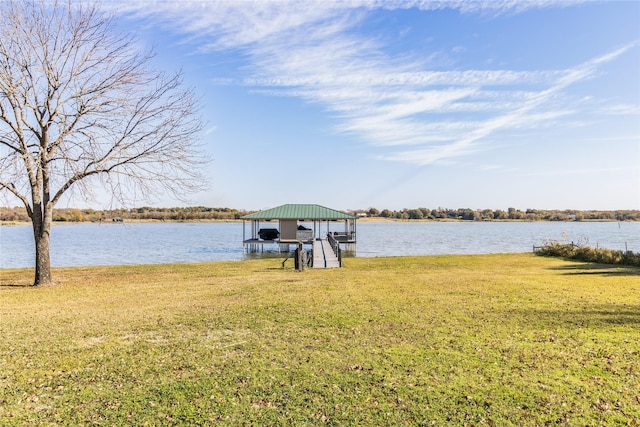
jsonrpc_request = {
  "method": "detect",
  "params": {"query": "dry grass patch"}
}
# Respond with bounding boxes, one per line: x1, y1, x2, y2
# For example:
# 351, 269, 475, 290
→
1, 254, 639, 425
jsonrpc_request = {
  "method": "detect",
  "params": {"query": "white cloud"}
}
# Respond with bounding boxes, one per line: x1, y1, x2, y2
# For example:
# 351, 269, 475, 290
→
523, 166, 639, 177
109, 1, 634, 166
244, 70, 560, 87
601, 104, 640, 116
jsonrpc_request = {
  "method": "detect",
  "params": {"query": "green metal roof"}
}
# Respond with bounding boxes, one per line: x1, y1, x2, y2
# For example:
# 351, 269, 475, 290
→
241, 204, 356, 220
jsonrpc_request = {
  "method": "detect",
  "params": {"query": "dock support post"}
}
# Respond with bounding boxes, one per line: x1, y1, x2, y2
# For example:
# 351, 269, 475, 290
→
295, 242, 305, 271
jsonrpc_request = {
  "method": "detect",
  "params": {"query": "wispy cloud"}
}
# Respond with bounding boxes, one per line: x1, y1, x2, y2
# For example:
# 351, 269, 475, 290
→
111, 1, 634, 166
523, 165, 639, 177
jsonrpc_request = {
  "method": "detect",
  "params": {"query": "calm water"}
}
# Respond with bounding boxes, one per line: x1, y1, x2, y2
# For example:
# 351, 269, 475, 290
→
1, 221, 638, 268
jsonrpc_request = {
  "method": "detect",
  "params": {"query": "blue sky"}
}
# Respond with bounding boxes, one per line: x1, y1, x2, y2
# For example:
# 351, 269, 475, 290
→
103, 0, 638, 212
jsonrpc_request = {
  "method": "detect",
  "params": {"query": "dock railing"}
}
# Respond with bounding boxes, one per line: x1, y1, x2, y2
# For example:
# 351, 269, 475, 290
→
327, 233, 342, 267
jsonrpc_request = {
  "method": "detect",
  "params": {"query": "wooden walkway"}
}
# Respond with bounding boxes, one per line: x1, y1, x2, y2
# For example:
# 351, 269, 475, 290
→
312, 239, 341, 269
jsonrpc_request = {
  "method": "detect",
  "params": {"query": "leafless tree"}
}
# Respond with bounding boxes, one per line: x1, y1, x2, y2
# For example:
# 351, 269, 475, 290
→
0, 1, 206, 285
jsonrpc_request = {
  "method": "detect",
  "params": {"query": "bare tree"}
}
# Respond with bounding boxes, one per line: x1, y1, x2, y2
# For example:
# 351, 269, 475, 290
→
0, 1, 206, 286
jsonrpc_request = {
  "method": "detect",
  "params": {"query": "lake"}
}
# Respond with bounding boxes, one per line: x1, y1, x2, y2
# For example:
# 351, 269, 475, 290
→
1, 221, 638, 268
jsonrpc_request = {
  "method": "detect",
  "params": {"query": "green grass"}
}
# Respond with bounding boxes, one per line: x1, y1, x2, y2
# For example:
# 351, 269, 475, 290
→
1, 254, 639, 425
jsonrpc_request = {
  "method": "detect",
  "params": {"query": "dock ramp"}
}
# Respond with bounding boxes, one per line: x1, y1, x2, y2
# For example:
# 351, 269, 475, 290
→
312, 238, 341, 269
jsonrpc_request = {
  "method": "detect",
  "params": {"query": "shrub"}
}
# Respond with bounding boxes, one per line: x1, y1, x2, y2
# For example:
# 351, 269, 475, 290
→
536, 242, 640, 267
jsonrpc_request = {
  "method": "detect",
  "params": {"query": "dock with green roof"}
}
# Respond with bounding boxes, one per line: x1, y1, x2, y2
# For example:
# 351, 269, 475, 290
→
241, 204, 357, 268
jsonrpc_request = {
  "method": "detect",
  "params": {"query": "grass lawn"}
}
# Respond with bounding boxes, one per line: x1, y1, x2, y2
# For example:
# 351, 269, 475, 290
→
1, 253, 638, 425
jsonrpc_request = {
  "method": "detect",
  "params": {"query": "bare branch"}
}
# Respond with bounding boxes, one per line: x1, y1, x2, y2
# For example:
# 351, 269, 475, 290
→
0, 0, 207, 285
1, 0, 206, 208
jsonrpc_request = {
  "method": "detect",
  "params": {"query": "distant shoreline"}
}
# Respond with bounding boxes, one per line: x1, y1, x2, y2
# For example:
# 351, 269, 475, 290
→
1, 217, 632, 227
2, 206, 638, 224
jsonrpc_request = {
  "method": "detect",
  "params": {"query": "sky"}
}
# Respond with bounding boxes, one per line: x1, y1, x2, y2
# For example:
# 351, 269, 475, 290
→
85, 1, 640, 211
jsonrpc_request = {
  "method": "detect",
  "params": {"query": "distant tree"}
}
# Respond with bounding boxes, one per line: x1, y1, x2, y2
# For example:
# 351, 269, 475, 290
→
367, 207, 380, 217
380, 209, 393, 218
548, 212, 571, 221
508, 208, 525, 220
480, 209, 494, 220
445, 209, 458, 219
494, 209, 508, 220
396, 210, 409, 220
407, 208, 424, 220
418, 207, 431, 219
0, 1, 205, 285
568, 210, 584, 221
458, 208, 475, 221
616, 210, 640, 221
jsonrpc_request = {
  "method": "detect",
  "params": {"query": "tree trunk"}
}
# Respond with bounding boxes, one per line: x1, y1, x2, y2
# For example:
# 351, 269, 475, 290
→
32, 206, 53, 286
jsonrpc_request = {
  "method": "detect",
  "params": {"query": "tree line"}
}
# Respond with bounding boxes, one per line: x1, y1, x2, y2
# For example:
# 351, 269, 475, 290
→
0, 206, 245, 222
353, 207, 640, 221
1, 206, 638, 223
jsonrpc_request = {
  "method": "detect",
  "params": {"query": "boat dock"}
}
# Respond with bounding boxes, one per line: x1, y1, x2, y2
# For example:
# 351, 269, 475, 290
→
241, 204, 357, 270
